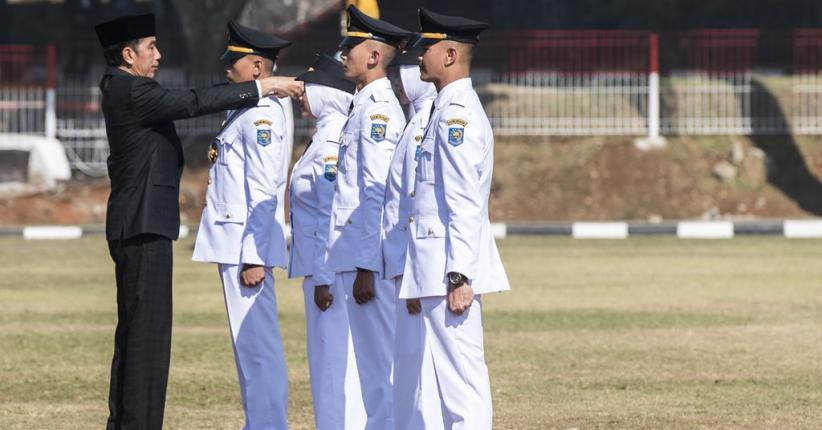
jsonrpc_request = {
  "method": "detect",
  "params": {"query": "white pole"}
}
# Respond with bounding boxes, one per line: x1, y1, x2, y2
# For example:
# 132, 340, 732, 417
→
635, 33, 666, 150
648, 69, 660, 139
45, 88, 56, 139
45, 43, 57, 139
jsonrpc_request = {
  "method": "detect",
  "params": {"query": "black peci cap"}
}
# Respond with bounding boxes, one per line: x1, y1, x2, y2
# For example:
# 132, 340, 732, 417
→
95, 14, 156, 48
390, 34, 425, 66
221, 21, 291, 64
414, 7, 489, 47
339, 5, 412, 49
296, 53, 356, 94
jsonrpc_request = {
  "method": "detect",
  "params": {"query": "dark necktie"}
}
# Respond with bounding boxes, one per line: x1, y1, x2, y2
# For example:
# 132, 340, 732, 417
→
422, 101, 436, 135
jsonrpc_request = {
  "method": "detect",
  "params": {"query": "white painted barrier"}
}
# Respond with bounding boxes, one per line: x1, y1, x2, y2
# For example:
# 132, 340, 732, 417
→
572, 222, 629, 239
23, 226, 83, 240
677, 221, 734, 239
783, 219, 822, 238
491, 222, 508, 239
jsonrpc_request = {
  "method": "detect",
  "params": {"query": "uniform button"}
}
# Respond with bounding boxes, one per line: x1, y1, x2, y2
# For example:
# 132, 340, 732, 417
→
410, 191, 415, 198
428, 228, 434, 236
409, 216, 415, 223
204, 201, 208, 207
226, 213, 232, 219
207, 178, 212, 185
347, 219, 353, 224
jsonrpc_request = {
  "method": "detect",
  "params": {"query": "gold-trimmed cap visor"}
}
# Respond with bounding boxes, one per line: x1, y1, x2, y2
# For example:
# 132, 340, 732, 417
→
339, 31, 396, 48
415, 7, 489, 47
413, 32, 450, 47
220, 45, 257, 63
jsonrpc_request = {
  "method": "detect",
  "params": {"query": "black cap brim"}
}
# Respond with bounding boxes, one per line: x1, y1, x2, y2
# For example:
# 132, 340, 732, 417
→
297, 70, 356, 94
338, 36, 368, 49
220, 50, 246, 64
412, 37, 441, 48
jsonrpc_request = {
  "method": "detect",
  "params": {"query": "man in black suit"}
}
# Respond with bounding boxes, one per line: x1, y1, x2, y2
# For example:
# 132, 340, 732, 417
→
94, 14, 303, 429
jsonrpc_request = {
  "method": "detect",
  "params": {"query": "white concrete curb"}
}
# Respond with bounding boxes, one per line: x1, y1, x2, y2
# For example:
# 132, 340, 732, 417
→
783, 219, 822, 238
572, 222, 629, 239
22, 226, 83, 240
677, 221, 735, 239
5, 220, 822, 240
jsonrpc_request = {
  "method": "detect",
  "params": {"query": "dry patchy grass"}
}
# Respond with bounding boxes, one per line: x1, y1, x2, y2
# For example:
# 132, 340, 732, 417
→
1, 236, 822, 429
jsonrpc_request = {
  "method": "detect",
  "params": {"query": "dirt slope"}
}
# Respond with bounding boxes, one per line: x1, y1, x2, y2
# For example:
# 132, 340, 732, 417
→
2, 135, 822, 225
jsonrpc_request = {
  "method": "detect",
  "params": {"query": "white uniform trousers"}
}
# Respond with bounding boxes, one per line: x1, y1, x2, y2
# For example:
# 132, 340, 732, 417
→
393, 276, 444, 430
302, 276, 367, 429
219, 264, 288, 430
407, 295, 492, 430
337, 270, 396, 429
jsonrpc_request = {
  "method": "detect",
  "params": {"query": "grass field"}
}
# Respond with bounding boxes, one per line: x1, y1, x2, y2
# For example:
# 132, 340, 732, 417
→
2, 236, 822, 429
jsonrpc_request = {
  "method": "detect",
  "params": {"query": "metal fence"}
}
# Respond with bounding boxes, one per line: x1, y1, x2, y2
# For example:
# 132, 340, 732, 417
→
4, 29, 822, 175
479, 30, 649, 136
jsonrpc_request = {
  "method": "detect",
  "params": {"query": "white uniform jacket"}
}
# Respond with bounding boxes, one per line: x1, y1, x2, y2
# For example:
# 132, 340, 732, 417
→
326, 77, 406, 274
277, 97, 295, 238
192, 96, 289, 268
400, 78, 510, 299
288, 113, 346, 286
382, 99, 433, 280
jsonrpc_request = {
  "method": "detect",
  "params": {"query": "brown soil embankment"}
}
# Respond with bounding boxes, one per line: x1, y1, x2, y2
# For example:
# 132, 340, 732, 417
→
2, 135, 822, 225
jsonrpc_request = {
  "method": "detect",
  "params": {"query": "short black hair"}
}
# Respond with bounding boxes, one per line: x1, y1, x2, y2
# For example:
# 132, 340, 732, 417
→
103, 40, 140, 67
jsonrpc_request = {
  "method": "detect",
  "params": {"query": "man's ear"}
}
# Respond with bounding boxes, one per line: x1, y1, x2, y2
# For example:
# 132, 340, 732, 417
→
368, 48, 381, 68
445, 46, 458, 67
121, 46, 135, 67
252, 58, 263, 79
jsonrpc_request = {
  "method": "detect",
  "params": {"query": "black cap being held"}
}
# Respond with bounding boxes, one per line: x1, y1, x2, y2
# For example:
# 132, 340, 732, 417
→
390, 34, 425, 67
414, 7, 489, 47
339, 5, 412, 49
296, 53, 356, 95
221, 21, 291, 64
95, 13, 156, 48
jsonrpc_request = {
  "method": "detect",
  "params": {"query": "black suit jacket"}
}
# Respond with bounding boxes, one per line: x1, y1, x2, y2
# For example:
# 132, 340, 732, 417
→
100, 67, 260, 241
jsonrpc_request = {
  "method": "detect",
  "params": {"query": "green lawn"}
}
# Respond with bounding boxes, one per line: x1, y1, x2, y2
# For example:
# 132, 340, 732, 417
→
2, 236, 822, 429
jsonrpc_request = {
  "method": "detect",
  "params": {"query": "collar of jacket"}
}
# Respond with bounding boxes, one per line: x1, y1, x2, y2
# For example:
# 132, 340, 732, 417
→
353, 76, 391, 106
104, 66, 143, 79
433, 77, 472, 108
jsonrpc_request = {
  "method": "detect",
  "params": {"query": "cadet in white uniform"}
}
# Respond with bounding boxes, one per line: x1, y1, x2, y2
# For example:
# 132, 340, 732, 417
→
400, 9, 511, 430
328, 6, 411, 429
288, 53, 367, 430
192, 22, 295, 430
382, 39, 443, 430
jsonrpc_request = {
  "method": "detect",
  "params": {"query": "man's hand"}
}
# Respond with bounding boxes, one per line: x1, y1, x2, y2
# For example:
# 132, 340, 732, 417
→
314, 285, 333, 312
240, 264, 265, 287
353, 268, 375, 304
406, 298, 422, 315
258, 76, 304, 99
447, 282, 474, 315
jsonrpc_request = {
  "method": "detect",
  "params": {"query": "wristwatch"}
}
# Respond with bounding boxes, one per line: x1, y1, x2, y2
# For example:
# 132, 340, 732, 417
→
447, 272, 467, 287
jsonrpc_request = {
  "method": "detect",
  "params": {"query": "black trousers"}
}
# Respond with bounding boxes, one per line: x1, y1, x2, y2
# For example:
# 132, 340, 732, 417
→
106, 234, 173, 430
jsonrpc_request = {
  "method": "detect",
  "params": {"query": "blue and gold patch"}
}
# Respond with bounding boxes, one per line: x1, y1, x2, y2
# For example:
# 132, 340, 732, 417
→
257, 129, 272, 146
323, 164, 338, 182
448, 127, 464, 147
370, 123, 387, 142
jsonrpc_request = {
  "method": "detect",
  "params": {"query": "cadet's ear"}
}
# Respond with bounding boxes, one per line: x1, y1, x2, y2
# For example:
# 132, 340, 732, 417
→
444, 45, 458, 68
252, 58, 263, 78
368, 47, 381, 68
